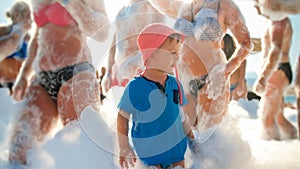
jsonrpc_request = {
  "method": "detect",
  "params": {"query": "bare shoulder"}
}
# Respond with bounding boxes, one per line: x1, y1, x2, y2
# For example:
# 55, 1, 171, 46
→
220, 0, 246, 26
220, 0, 241, 15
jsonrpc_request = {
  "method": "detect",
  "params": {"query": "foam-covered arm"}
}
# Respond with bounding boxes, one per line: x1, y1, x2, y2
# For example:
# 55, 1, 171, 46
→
12, 28, 38, 101
61, 0, 110, 42
102, 33, 116, 93
225, 1, 253, 76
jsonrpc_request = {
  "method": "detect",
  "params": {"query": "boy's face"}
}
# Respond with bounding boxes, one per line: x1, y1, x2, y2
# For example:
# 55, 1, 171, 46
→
146, 37, 181, 74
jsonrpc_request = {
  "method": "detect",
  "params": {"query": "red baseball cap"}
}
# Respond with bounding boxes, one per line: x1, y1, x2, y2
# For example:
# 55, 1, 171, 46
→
137, 23, 185, 66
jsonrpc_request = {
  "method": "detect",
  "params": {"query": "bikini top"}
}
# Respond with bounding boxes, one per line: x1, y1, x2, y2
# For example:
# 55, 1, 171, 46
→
7, 41, 27, 60
194, 0, 223, 42
34, 2, 75, 27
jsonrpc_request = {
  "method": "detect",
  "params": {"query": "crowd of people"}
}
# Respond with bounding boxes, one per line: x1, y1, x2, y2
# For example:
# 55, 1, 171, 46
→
0, 0, 299, 168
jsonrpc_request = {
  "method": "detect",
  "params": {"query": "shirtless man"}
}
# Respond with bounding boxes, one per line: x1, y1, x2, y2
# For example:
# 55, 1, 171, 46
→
254, 0, 300, 21
253, 17, 297, 140
9, 0, 109, 165
148, 0, 252, 142
101, 0, 165, 93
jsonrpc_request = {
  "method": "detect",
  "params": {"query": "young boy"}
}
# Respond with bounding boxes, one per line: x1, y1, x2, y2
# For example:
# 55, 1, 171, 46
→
117, 23, 197, 169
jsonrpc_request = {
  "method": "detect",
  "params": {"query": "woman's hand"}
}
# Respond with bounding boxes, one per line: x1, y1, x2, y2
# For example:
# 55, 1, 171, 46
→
12, 76, 28, 101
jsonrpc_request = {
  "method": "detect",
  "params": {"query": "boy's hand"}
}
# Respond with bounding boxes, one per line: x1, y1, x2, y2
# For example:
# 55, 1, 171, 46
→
119, 147, 136, 169
188, 138, 201, 155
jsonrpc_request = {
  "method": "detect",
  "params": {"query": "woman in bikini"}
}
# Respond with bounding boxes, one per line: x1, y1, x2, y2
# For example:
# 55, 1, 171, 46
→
148, 0, 252, 142
0, 1, 32, 94
253, 17, 297, 140
9, 0, 109, 165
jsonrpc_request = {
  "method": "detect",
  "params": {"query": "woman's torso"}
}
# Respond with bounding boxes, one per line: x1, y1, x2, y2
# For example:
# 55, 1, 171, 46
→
266, 18, 292, 63
181, 0, 228, 76
32, 0, 91, 72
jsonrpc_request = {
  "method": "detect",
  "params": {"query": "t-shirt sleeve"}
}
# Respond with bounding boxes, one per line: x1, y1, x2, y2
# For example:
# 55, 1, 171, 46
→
118, 83, 136, 115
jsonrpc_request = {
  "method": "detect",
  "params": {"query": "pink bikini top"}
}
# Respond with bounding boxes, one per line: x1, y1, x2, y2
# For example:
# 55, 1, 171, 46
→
34, 2, 75, 27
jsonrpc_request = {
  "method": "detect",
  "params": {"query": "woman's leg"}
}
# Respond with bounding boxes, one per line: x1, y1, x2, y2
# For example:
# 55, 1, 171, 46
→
57, 71, 100, 125
9, 84, 58, 165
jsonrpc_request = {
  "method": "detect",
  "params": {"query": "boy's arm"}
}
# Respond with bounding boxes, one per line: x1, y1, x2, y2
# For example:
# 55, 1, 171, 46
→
180, 108, 200, 155
117, 110, 131, 151
117, 110, 136, 168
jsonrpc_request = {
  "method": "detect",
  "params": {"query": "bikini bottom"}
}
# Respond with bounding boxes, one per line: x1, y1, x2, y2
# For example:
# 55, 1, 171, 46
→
38, 62, 95, 102
189, 74, 208, 97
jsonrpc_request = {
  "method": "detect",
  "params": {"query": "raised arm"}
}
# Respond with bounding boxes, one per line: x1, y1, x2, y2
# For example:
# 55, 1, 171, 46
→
101, 32, 116, 94
224, 0, 253, 76
60, 0, 110, 42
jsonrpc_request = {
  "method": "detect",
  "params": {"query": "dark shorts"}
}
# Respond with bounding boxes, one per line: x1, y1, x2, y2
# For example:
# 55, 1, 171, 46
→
38, 62, 95, 102
278, 62, 292, 84
0, 82, 14, 90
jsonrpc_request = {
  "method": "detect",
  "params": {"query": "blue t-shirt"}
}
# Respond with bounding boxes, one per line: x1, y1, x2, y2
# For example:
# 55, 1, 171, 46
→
118, 75, 188, 166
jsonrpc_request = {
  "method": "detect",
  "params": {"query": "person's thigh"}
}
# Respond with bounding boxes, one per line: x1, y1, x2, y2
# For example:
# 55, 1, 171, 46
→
57, 71, 100, 124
